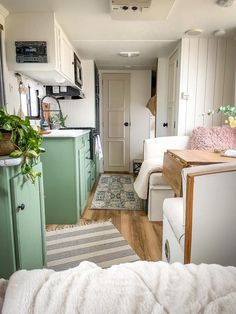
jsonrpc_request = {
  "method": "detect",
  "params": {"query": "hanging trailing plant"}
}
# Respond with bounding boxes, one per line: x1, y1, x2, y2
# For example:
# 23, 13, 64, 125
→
0, 109, 45, 182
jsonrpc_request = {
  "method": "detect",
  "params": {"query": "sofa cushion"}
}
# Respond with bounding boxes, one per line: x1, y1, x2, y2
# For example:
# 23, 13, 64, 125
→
191, 126, 236, 150
163, 198, 185, 248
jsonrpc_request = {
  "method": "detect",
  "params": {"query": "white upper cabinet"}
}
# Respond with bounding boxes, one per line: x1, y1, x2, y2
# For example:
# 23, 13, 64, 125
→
6, 13, 77, 87
59, 29, 74, 81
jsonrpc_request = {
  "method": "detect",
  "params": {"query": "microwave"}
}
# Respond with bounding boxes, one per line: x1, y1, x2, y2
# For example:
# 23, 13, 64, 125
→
74, 53, 83, 88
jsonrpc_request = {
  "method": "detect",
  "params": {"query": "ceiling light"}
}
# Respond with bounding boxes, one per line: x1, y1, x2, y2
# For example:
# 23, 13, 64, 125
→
213, 29, 226, 36
216, 0, 235, 7
185, 29, 203, 36
119, 51, 140, 57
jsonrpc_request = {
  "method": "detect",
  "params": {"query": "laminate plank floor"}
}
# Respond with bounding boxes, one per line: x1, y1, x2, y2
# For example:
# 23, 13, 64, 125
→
47, 176, 163, 262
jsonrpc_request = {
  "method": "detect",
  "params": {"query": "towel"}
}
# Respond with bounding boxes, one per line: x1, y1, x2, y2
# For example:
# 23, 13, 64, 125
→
95, 135, 103, 160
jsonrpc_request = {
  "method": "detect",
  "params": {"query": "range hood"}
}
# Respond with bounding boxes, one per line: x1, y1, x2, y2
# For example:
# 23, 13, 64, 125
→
45, 85, 85, 100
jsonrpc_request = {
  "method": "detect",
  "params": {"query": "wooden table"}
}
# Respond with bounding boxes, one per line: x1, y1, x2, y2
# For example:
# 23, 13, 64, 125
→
163, 149, 236, 196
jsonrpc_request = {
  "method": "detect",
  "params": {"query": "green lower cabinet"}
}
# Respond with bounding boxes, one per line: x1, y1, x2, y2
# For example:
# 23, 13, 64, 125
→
0, 163, 46, 279
91, 163, 96, 188
79, 145, 87, 214
41, 137, 81, 224
85, 164, 91, 200
41, 132, 99, 222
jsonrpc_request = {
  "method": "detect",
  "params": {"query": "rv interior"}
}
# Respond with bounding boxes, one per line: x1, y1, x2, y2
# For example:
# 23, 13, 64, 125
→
1, 0, 236, 312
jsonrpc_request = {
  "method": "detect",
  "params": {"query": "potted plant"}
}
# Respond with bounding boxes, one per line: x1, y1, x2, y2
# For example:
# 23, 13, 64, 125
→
0, 109, 45, 182
49, 113, 67, 129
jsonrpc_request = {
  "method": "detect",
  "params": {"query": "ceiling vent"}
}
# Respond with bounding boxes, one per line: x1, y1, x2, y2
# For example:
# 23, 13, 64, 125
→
111, 0, 152, 13
110, 0, 175, 20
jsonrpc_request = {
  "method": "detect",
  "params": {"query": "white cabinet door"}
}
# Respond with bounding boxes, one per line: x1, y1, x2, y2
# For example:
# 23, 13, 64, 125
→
60, 31, 74, 82
54, 23, 61, 71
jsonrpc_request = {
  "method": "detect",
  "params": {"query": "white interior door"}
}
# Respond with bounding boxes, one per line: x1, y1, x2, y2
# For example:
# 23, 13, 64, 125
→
102, 73, 130, 172
167, 50, 178, 135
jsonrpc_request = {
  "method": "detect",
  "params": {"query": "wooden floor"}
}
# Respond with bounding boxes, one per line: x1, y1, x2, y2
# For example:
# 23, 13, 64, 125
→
80, 179, 163, 262
47, 177, 163, 262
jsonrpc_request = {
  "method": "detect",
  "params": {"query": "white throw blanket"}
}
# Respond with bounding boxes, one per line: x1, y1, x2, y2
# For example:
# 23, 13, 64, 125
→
134, 158, 163, 199
2, 261, 236, 314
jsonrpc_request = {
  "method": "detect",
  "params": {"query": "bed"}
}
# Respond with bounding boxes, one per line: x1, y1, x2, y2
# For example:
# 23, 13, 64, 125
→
1, 261, 236, 313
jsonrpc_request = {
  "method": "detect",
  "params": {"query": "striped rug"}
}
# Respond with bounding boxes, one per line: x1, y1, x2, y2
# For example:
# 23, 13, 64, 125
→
46, 221, 140, 271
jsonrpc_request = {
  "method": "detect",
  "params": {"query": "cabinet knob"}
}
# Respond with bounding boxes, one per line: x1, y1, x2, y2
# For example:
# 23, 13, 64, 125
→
17, 204, 25, 212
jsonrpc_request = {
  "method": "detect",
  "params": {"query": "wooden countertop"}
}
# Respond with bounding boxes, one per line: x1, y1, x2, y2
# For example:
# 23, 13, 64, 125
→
167, 149, 236, 164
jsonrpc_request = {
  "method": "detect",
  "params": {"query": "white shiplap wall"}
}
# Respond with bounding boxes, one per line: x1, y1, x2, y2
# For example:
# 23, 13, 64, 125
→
177, 38, 236, 135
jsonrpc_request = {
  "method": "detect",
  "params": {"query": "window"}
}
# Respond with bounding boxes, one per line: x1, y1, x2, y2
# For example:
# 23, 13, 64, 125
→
19, 83, 40, 119
20, 85, 40, 119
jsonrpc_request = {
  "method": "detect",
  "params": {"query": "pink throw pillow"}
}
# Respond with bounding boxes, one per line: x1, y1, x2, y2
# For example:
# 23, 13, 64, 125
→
191, 126, 236, 150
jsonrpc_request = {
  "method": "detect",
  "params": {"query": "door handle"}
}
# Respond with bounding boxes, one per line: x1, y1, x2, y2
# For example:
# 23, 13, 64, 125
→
163, 122, 168, 127
17, 204, 25, 212
124, 122, 129, 126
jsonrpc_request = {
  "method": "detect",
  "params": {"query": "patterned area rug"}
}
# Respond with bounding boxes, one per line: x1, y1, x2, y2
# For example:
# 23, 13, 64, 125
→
46, 221, 140, 270
91, 174, 143, 210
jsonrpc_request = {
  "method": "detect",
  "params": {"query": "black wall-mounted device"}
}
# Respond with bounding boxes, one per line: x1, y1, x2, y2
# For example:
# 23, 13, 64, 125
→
15, 41, 47, 63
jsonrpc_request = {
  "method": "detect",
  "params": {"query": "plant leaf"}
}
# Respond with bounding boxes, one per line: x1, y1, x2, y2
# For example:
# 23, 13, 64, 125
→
9, 150, 23, 158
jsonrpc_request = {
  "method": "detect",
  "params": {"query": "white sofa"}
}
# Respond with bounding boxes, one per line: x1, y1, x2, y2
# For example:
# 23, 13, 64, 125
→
134, 136, 190, 221
162, 163, 236, 266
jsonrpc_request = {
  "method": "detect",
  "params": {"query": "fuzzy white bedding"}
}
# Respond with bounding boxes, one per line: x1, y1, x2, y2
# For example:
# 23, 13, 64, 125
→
1, 261, 236, 314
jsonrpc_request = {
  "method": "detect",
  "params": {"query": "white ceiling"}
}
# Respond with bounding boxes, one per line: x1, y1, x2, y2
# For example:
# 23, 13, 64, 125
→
2, 0, 236, 69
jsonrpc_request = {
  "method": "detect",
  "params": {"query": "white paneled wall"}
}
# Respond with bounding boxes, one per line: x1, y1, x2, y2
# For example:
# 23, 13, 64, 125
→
177, 38, 236, 135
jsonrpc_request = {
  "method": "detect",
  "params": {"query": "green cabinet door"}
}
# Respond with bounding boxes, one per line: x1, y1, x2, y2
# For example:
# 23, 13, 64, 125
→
41, 138, 81, 224
85, 163, 91, 200
11, 171, 45, 270
91, 162, 96, 188
79, 146, 87, 213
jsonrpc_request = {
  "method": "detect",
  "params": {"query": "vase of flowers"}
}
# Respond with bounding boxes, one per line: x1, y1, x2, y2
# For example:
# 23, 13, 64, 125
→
218, 106, 236, 128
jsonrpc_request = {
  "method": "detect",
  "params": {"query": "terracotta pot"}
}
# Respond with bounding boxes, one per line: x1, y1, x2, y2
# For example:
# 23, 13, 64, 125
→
0, 132, 15, 156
